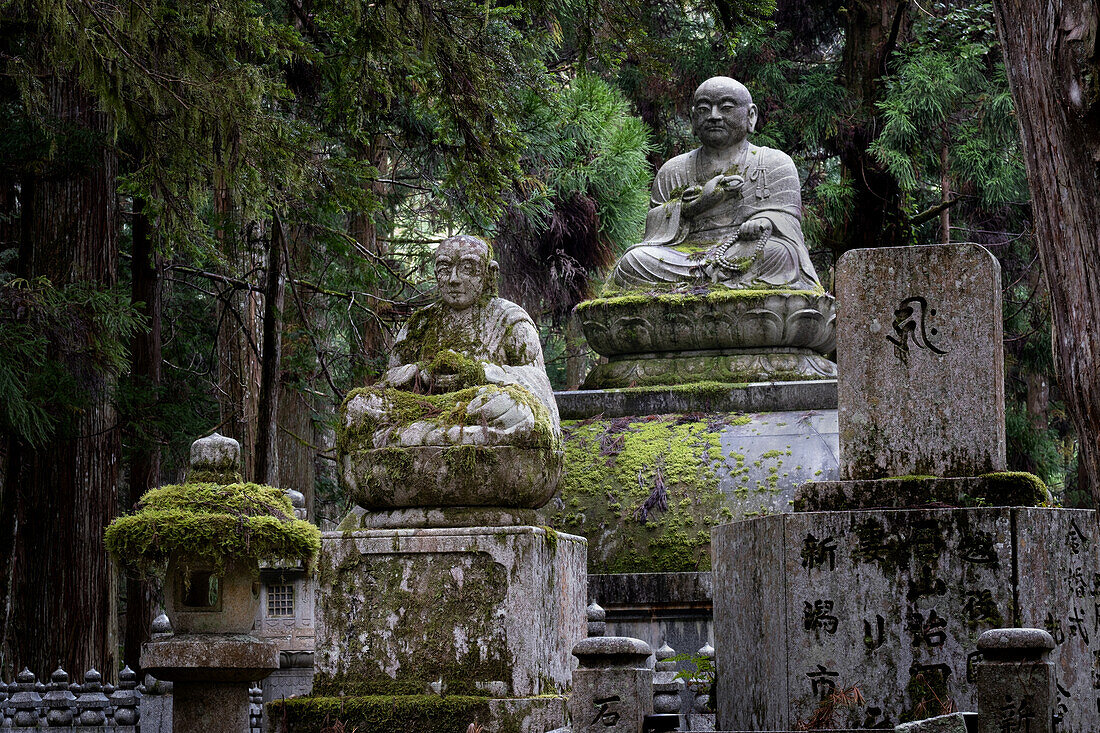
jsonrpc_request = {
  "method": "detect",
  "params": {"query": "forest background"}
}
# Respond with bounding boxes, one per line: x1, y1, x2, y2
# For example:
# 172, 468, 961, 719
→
0, 0, 1083, 685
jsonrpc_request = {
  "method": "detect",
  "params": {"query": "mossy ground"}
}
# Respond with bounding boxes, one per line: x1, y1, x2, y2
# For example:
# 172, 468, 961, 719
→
266, 694, 492, 733
545, 415, 750, 573
105, 482, 320, 577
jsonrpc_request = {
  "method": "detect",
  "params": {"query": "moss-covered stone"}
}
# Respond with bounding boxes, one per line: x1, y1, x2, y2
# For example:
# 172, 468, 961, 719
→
104, 482, 321, 577
265, 694, 492, 733
794, 472, 1050, 512
582, 353, 825, 389
543, 416, 743, 573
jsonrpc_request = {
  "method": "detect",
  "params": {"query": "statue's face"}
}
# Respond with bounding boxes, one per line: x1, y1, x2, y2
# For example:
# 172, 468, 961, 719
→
435, 238, 492, 310
691, 77, 758, 150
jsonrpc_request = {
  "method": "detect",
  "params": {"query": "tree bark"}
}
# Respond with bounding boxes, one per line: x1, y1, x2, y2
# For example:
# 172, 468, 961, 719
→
123, 198, 161, 673
992, 0, 1100, 502
213, 153, 262, 478
255, 214, 285, 486
1, 74, 119, 680
348, 136, 391, 380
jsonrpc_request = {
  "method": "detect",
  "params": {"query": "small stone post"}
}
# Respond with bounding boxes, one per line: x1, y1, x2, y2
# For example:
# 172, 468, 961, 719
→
10, 669, 40, 728
652, 643, 684, 715
110, 665, 141, 726
76, 669, 109, 725
570, 635, 654, 733
975, 628, 1055, 733
43, 667, 75, 726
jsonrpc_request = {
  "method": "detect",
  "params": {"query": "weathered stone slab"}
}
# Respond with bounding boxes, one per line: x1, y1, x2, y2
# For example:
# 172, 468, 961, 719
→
554, 379, 837, 420
794, 473, 1049, 511
712, 508, 1099, 732
1013, 509, 1096, 733
836, 244, 1005, 479
314, 525, 586, 698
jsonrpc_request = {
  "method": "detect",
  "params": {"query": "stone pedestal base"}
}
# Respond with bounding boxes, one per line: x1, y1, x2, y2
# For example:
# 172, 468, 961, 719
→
315, 525, 587, 698
141, 634, 279, 733
712, 507, 1100, 732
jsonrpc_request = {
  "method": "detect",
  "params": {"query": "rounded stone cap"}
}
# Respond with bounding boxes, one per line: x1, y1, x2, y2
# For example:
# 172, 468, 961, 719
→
977, 628, 1054, 661
572, 636, 652, 669
190, 433, 241, 472
151, 612, 172, 636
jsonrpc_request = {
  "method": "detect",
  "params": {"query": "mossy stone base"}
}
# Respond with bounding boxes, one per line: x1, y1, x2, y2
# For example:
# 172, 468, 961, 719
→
582, 350, 836, 389
538, 409, 840, 574
340, 444, 563, 509
265, 694, 565, 733
794, 472, 1049, 511
577, 289, 836, 356
314, 526, 586, 698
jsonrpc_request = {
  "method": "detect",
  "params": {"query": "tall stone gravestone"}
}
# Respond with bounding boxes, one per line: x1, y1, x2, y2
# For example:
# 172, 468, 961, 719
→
837, 244, 1004, 479
713, 244, 1096, 732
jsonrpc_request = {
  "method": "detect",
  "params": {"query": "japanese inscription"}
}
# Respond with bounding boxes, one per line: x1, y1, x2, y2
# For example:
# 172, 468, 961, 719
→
886, 296, 948, 365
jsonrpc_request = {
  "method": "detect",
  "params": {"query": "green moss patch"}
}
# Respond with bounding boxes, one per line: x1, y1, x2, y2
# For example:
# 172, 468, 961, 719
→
546, 415, 747, 572
585, 284, 825, 305
105, 482, 320, 577
266, 695, 491, 733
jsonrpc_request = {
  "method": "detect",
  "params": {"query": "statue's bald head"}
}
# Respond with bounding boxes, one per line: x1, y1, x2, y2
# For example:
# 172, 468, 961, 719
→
693, 76, 753, 107
690, 76, 758, 149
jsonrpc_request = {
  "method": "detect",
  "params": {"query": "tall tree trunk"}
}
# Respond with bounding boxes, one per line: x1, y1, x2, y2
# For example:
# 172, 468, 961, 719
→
992, 0, 1100, 503
213, 153, 262, 478
123, 198, 161, 673
349, 136, 392, 380
255, 214, 285, 485
835, 0, 911, 256
1, 74, 119, 679
277, 222, 319, 518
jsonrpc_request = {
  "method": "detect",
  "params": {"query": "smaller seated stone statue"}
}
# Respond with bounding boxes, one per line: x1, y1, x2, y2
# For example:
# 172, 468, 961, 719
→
610, 76, 821, 291
338, 234, 562, 510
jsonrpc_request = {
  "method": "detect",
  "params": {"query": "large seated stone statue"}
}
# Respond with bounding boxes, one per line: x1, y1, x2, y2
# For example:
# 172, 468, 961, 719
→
578, 77, 836, 388
613, 76, 820, 290
338, 235, 563, 509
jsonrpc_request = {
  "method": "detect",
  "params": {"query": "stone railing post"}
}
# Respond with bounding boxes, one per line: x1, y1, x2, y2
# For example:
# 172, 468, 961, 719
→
976, 628, 1055, 733
10, 669, 41, 728
44, 667, 76, 726
76, 669, 109, 726
652, 643, 684, 716
110, 665, 140, 726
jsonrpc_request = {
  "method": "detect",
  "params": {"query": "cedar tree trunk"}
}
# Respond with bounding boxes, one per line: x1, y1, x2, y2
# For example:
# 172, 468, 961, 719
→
992, 0, 1100, 502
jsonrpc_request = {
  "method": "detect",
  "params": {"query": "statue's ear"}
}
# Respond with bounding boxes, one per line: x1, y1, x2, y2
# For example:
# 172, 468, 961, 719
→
747, 104, 759, 134
487, 260, 500, 281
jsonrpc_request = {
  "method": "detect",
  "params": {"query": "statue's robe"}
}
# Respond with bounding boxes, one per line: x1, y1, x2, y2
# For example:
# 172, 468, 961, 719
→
390, 297, 560, 430
343, 297, 560, 449
611, 143, 822, 290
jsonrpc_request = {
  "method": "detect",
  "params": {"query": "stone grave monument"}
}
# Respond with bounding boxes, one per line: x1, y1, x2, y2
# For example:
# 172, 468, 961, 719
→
542, 80, 841, 627
310, 234, 587, 732
712, 243, 1097, 732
